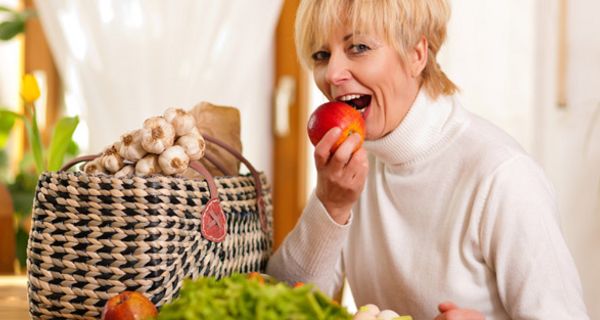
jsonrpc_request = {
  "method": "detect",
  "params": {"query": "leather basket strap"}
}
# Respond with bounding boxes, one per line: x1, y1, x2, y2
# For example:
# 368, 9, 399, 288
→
201, 134, 269, 233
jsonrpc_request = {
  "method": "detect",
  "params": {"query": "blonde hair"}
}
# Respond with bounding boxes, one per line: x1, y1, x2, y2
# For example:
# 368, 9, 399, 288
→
295, 0, 458, 98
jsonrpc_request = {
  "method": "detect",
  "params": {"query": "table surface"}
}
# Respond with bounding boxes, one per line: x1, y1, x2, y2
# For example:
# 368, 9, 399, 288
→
0, 276, 29, 320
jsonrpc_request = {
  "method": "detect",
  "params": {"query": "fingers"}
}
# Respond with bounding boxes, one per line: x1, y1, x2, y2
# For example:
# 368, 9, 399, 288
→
438, 301, 458, 313
314, 129, 363, 171
435, 301, 486, 320
329, 132, 363, 171
312, 128, 368, 223
346, 147, 368, 182
314, 127, 341, 168
435, 309, 486, 320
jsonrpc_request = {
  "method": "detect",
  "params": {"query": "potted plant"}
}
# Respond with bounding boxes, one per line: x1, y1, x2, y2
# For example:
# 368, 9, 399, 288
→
1, 3, 80, 272
0, 74, 80, 272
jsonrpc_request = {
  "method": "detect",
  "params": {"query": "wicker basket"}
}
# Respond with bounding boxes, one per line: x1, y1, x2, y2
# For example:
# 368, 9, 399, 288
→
27, 135, 273, 319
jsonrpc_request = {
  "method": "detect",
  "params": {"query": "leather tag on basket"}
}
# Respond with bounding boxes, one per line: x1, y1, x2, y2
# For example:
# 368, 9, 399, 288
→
201, 198, 227, 242
188, 101, 242, 177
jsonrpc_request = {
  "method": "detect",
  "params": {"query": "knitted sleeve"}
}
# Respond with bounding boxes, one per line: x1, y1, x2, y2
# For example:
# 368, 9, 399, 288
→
479, 155, 589, 319
266, 191, 352, 297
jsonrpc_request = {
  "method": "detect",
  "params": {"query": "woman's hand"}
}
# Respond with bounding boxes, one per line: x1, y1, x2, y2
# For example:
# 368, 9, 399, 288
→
434, 301, 485, 320
314, 127, 368, 224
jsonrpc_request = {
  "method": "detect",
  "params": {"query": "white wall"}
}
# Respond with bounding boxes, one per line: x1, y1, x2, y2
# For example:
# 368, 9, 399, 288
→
439, 1, 536, 152
538, 0, 600, 316
441, 0, 600, 317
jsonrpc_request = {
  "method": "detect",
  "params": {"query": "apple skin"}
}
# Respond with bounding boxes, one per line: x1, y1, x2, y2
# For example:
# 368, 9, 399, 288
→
307, 101, 365, 152
101, 291, 158, 320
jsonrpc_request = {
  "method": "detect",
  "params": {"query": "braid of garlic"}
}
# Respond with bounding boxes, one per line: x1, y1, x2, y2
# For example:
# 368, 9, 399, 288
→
141, 116, 176, 154
118, 129, 147, 161
159, 145, 190, 176
101, 143, 125, 173
135, 154, 162, 176
164, 107, 197, 137
175, 128, 206, 161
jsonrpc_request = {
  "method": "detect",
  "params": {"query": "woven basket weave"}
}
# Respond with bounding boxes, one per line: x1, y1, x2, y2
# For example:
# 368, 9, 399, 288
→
27, 135, 273, 319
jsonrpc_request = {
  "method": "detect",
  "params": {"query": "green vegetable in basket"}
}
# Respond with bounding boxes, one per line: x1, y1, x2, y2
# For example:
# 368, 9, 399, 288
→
158, 273, 352, 320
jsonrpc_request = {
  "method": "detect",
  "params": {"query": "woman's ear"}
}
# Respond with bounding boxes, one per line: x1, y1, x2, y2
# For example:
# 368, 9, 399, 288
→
410, 36, 428, 78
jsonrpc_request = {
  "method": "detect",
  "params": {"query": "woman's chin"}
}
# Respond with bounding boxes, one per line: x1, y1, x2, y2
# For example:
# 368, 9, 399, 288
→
363, 131, 377, 141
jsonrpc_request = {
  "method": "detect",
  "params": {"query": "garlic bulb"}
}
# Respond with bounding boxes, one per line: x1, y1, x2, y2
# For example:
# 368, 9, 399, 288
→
135, 154, 162, 176
358, 304, 380, 316
164, 107, 196, 136
83, 157, 107, 175
375, 310, 402, 320
159, 145, 190, 176
118, 129, 146, 161
352, 312, 376, 320
114, 164, 135, 178
141, 116, 176, 154
175, 130, 206, 160
101, 144, 124, 173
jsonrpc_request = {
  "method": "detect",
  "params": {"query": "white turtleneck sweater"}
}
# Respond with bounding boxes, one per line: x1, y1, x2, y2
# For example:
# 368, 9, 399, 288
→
266, 90, 589, 319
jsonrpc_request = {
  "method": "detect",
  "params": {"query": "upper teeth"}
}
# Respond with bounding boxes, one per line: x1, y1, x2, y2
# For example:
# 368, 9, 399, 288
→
339, 94, 362, 101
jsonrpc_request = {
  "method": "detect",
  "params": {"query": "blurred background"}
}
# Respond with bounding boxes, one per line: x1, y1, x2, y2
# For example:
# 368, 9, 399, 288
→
0, 0, 598, 319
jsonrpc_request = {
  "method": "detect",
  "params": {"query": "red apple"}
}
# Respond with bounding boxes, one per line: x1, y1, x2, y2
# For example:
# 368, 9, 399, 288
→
101, 291, 158, 320
247, 272, 265, 284
307, 101, 365, 152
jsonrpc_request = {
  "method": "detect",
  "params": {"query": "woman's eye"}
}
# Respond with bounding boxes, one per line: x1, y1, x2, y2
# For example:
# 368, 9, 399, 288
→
311, 51, 330, 62
349, 44, 370, 54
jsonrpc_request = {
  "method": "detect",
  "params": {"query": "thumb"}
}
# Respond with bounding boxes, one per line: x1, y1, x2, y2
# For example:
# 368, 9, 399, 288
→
438, 301, 459, 313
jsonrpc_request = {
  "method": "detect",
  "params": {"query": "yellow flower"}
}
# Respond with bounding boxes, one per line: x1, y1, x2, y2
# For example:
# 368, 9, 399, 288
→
20, 73, 41, 104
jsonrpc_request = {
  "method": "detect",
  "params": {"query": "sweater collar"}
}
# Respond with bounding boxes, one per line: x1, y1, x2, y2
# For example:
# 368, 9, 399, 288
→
363, 88, 456, 165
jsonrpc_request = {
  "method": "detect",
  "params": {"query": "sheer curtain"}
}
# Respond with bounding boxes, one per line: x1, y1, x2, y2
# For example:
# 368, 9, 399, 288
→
34, 0, 283, 179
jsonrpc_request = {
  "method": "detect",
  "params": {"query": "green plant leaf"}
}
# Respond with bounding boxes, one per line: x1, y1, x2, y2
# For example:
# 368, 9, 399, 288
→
18, 152, 34, 173
15, 225, 29, 270
24, 106, 44, 174
0, 19, 25, 41
47, 116, 79, 171
66, 139, 80, 156
0, 108, 23, 119
9, 189, 35, 218
12, 168, 38, 191
8, 170, 38, 217
0, 150, 7, 168
0, 149, 8, 183
0, 5, 16, 13
0, 109, 19, 148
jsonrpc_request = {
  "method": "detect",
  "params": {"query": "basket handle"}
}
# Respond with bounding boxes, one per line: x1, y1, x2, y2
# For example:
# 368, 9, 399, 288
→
201, 134, 269, 234
59, 153, 229, 242
58, 133, 269, 240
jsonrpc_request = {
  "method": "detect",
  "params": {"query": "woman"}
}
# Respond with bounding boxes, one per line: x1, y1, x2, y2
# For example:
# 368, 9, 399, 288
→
266, 0, 589, 319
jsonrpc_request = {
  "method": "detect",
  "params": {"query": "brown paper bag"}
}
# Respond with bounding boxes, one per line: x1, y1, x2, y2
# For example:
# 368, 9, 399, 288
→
185, 101, 242, 178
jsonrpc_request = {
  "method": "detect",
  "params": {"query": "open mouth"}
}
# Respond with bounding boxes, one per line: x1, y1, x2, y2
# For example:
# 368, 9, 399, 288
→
337, 94, 371, 115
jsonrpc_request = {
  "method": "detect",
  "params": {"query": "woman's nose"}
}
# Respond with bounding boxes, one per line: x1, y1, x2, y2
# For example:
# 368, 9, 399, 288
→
325, 53, 350, 85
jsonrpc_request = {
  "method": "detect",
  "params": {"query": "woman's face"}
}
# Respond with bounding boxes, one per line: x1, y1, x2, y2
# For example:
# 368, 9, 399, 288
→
311, 25, 422, 140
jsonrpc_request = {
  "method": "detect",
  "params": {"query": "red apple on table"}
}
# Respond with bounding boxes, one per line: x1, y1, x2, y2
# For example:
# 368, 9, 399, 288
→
101, 291, 158, 320
307, 101, 365, 152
